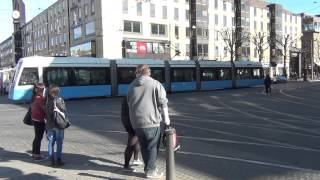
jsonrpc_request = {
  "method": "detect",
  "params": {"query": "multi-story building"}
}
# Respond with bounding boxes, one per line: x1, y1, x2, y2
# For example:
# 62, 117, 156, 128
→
0, 0, 303, 77
21, 21, 33, 57
301, 14, 320, 79
0, 37, 14, 68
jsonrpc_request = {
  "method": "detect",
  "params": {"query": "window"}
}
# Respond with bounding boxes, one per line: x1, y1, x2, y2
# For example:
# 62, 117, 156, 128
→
150, 3, 155, 17
151, 24, 166, 35
236, 68, 251, 80
223, 2, 226, 11
223, 15, 227, 26
215, 30, 219, 41
78, 7, 82, 19
261, 22, 263, 31
201, 68, 231, 81
118, 68, 136, 84
172, 68, 195, 82
162, 6, 167, 19
73, 27, 82, 40
91, 0, 95, 14
197, 44, 208, 56
73, 68, 109, 85
84, 4, 88, 16
215, 14, 218, 25
18, 68, 39, 86
124, 20, 141, 33
186, 27, 190, 37
137, 2, 142, 16
86, 22, 95, 35
74, 68, 90, 85
44, 67, 70, 87
175, 26, 179, 39
254, 21, 257, 30
186, 10, 189, 20
151, 68, 165, 83
215, 0, 218, 9
123, 0, 128, 14
254, 7, 257, 16
174, 8, 179, 20
252, 68, 262, 79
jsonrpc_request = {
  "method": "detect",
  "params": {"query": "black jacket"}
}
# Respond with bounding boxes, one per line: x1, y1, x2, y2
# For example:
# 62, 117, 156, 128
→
46, 96, 66, 130
121, 96, 134, 135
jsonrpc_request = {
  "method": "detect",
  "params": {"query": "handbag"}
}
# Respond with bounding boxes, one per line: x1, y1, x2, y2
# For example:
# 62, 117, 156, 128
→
54, 100, 71, 129
23, 106, 33, 126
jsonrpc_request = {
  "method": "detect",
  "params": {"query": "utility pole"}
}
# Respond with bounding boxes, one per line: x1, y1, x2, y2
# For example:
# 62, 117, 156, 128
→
12, 0, 25, 65
189, 0, 197, 60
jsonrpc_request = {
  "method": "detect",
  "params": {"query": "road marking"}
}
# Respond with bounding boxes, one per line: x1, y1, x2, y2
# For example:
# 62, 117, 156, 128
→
177, 151, 317, 172
179, 136, 320, 152
0, 108, 26, 112
173, 122, 320, 152
279, 89, 305, 100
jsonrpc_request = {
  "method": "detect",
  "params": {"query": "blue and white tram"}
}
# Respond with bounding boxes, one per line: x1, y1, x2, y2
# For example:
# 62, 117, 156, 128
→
169, 60, 197, 92
8, 56, 265, 102
199, 61, 232, 90
234, 61, 264, 88
116, 59, 166, 96
8, 56, 111, 101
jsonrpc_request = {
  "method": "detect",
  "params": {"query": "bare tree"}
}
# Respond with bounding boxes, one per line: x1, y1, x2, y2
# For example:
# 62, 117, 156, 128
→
219, 28, 250, 62
275, 34, 295, 76
252, 32, 269, 62
219, 28, 250, 88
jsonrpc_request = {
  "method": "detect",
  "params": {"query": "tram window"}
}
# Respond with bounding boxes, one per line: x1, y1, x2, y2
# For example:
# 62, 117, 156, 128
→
91, 68, 109, 85
74, 68, 91, 85
172, 68, 195, 82
118, 68, 136, 84
74, 67, 109, 85
201, 68, 216, 81
18, 68, 39, 86
44, 67, 71, 87
236, 68, 251, 80
151, 68, 165, 83
252, 68, 262, 79
217, 68, 231, 80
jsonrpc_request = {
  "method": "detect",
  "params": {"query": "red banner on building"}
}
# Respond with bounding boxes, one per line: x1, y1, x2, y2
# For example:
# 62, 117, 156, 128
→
137, 42, 147, 54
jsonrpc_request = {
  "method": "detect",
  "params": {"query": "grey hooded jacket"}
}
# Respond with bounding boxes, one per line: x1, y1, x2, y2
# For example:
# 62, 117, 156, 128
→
127, 75, 168, 129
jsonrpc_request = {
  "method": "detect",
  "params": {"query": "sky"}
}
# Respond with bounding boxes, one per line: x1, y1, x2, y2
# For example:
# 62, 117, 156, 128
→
0, 0, 320, 42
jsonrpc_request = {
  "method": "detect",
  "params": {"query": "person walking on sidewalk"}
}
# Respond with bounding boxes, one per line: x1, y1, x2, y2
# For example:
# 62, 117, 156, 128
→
127, 64, 170, 179
121, 96, 143, 172
31, 83, 46, 161
264, 74, 272, 93
45, 84, 67, 167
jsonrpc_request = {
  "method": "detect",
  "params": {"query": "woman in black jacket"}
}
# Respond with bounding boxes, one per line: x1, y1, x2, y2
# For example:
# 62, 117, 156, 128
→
46, 84, 67, 167
121, 96, 142, 171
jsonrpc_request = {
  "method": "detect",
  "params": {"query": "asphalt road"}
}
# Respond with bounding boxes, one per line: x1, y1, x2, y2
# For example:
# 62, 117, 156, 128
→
1, 82, 320, 180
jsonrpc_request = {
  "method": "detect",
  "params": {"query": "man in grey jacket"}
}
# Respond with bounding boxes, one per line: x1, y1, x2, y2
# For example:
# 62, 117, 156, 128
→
127, 64, 170, 179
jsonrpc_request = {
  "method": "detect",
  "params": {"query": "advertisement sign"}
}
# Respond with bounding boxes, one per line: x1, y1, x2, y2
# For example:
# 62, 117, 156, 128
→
137, 42, 147, 54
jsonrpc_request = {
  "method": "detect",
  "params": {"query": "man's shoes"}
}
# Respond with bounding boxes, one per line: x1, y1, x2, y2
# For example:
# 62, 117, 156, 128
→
123, 166, 136, 172
132, 159, 143, 166
145, 169, 163, 179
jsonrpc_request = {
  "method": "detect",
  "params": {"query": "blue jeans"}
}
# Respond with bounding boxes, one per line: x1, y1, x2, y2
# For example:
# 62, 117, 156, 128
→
47, 128, 64, 159
135, 126, 161, 173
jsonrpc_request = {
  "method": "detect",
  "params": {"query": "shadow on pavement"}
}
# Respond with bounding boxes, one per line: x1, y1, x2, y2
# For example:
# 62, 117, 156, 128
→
0, 147, 144, 179
0, 166, 59, 180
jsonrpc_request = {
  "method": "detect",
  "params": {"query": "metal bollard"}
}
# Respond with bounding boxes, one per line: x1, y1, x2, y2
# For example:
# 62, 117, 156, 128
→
165, 127, 176, 180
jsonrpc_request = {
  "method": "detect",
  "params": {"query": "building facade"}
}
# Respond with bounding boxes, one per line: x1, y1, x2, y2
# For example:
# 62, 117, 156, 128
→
0, 0, 303, 77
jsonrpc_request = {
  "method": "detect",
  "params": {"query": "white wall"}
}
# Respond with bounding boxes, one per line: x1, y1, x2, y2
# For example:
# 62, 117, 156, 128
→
101, 0, 123, 59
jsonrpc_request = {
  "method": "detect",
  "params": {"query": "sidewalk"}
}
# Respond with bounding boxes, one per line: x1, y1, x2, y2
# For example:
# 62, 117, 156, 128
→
0, 97, 212, 180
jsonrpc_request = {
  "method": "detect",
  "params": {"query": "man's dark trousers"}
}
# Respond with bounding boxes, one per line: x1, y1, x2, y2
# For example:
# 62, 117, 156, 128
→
135, 126, 161, 173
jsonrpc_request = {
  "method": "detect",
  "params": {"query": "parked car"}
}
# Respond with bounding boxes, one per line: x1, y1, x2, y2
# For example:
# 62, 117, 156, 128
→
273, 75, 288, 83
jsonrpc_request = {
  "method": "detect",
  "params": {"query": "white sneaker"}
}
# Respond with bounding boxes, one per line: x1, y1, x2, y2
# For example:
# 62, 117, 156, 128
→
145, 169, 163, 179
132, 159, 143, 166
